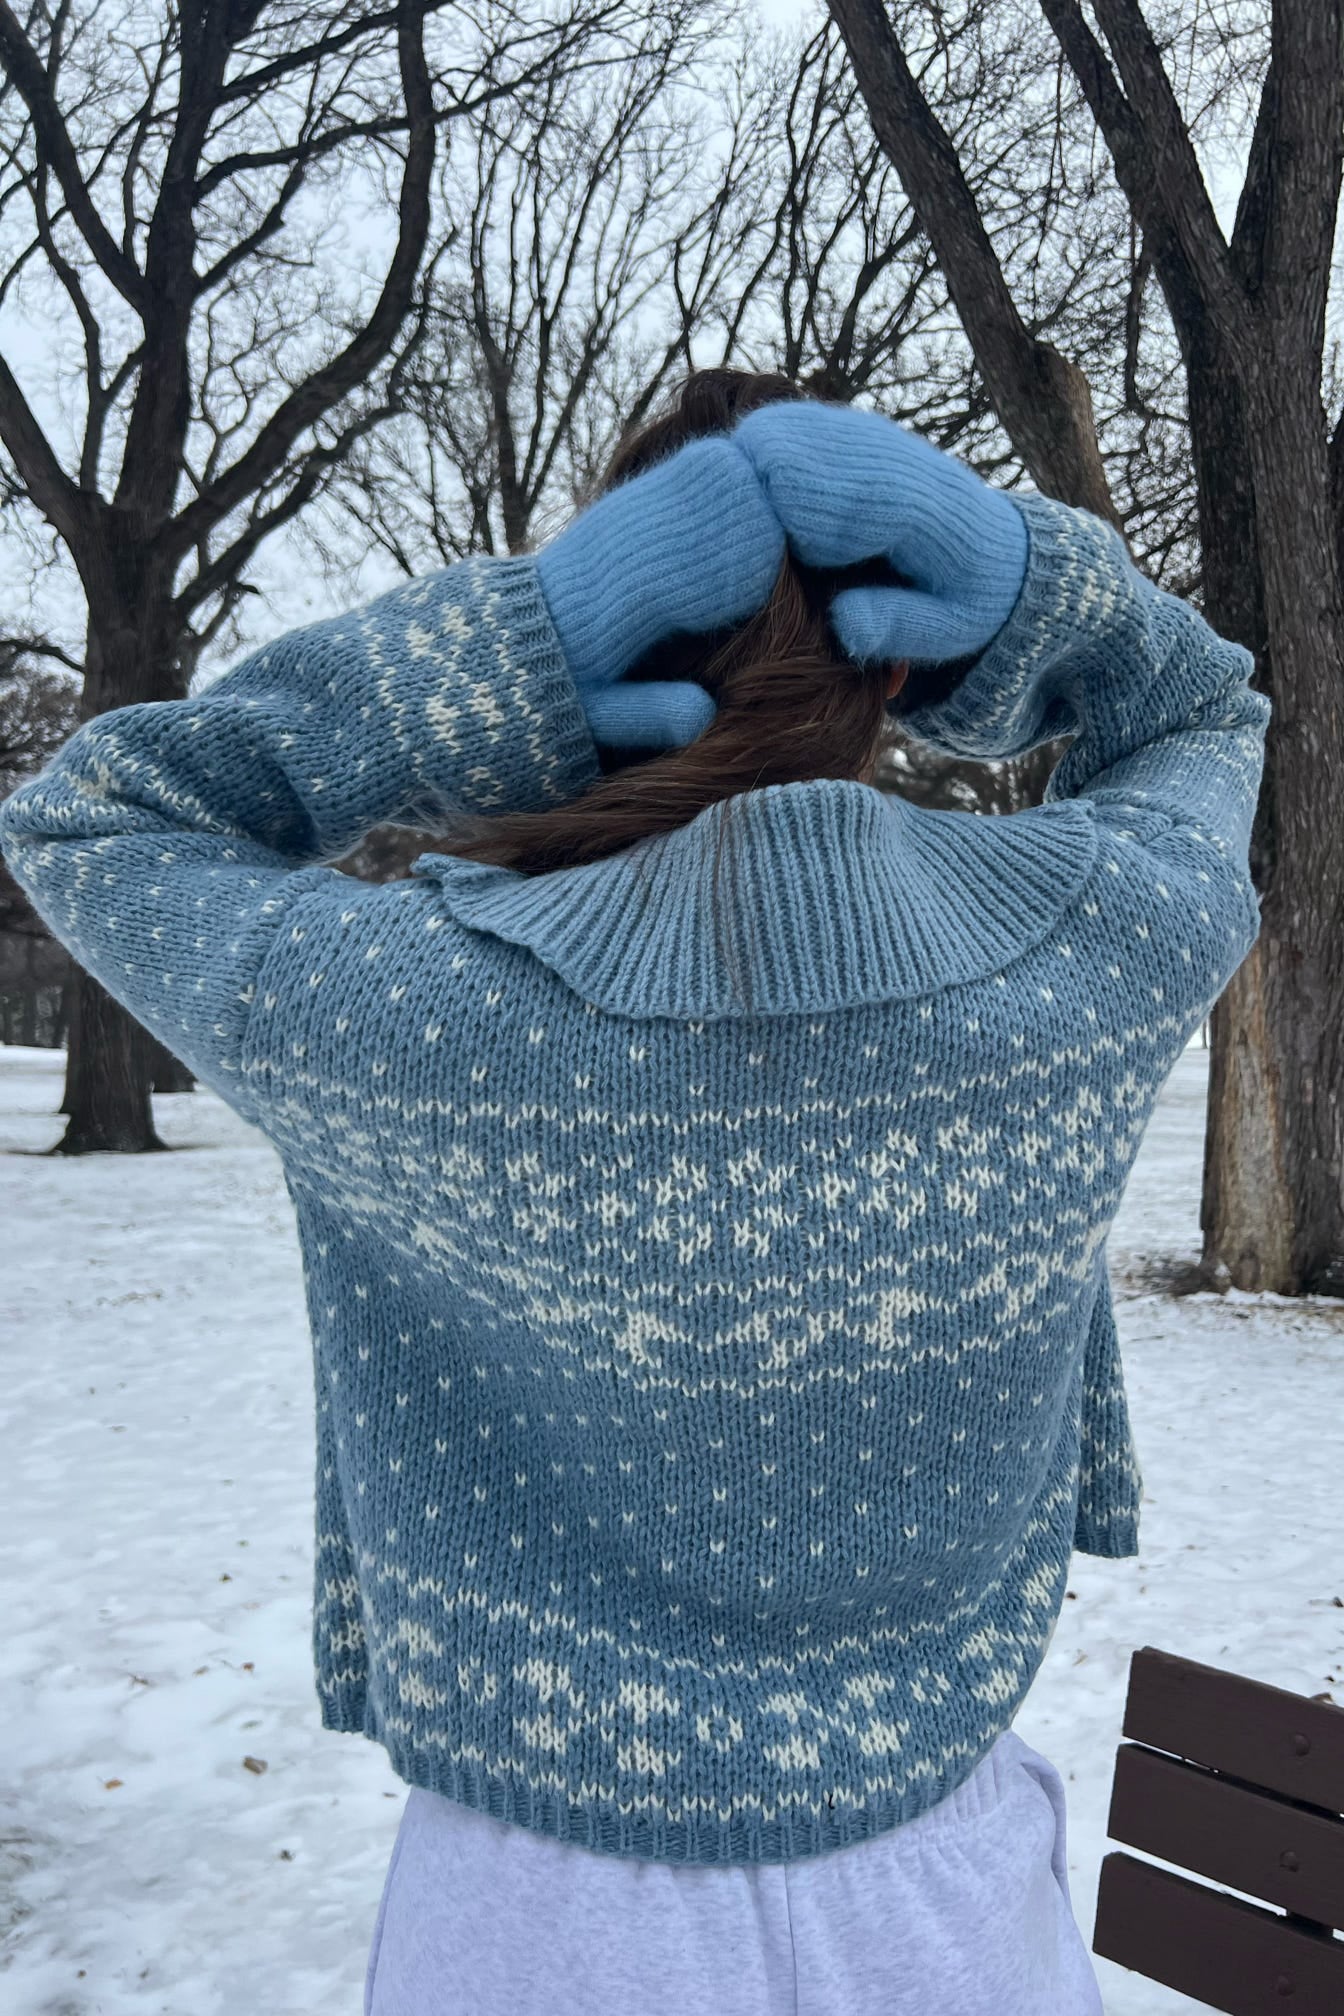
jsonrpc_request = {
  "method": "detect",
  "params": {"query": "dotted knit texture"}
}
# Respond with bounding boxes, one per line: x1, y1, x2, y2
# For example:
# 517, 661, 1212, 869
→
0, 496, 1269, 1865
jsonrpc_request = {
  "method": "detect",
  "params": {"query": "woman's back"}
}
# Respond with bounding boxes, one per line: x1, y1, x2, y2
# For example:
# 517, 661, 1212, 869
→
226, 469, 1263, 1861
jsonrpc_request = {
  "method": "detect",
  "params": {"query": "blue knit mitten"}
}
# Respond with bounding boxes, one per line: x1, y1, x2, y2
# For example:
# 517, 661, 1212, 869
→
733, 402, 1028, 667
536, 438, 785, 750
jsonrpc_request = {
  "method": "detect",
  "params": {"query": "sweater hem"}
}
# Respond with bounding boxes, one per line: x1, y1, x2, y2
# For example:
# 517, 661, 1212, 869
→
1072, 1509, 1140, 1559
317, 1689, 1011, 1867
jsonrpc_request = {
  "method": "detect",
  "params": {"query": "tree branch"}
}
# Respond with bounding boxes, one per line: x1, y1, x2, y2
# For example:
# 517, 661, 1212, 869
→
0, 630, 83, 673
827, 0, 1119, 521
176, 400, 399, 619
0, 0, 146, 311
194, 116, 405, 201
192, 158, 308, 295
1087, 0, 1247, 339
25, 149, 109, 491
213, 7, 403, 106
114, 4, 258, 520
1230, 0, 1344, 350
1038, 0, 1249, 427
0, 349, 90, 550
1122, 236, 1159, 419
163, 2, 436, 564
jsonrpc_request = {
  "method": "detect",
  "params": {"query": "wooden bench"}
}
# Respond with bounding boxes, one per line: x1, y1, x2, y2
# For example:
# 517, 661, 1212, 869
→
1093, 1647, 1344, 2013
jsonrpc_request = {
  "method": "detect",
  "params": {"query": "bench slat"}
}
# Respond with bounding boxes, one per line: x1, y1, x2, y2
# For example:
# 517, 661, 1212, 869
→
1108, 1743, 1344, 1927
1124, 1648, 1344, 1814
1094, 1852, 1344, 2014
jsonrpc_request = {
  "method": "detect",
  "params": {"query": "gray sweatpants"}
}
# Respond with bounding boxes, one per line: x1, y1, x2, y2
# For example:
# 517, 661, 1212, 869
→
363, 1728, 1105, 2014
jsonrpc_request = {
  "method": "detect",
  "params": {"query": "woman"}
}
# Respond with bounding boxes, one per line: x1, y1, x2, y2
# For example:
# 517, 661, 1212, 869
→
0, 368, 1268, 2013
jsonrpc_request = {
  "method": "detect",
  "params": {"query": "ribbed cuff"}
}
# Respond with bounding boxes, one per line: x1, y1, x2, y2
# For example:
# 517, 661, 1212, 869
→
476, 557, 604, 810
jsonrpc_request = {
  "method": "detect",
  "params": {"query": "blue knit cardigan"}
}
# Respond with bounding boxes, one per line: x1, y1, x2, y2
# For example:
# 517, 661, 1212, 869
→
0, 494, 1269, 1863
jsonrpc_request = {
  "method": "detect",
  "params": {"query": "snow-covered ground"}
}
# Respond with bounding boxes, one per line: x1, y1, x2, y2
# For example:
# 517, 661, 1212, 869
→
1, 1041, 1341, 2016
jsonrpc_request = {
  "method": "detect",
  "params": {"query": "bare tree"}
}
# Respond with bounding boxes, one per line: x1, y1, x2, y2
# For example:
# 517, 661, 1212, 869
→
320, 13, 1029, 855
0, 638, 79, 786
323, 17, 953, 571
0, 0, 678, 1152
830, 0, 1344, 1298
326, 5, 747, 570
0, 644, 78, 1060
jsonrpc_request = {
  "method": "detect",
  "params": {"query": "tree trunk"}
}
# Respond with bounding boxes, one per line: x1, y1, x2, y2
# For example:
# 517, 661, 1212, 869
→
1177, 341, 1289, 1289
57, 968, 77, 1114
1204, 895, 1344, 1297
58, 977, 190, 1111
55, 965, 167, 1153
1200, 364, 1344, 1294
55, 597, 183, 1153
827, 0, 1123, 531
146, 1030, 195, 1095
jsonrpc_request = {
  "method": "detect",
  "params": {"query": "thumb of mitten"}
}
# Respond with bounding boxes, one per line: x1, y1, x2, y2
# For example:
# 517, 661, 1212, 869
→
581, 680, 717, 750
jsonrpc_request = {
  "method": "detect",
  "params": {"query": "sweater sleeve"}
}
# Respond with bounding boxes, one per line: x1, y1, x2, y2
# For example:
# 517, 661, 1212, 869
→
0, 556, 601, 1122
900, 494, 1270, 958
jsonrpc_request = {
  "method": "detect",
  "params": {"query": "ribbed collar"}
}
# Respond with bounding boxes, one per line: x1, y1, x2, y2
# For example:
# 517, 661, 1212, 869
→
410, 778, 1098, 1020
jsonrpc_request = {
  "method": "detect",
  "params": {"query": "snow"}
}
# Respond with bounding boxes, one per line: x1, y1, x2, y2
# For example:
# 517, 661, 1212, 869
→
1, 1040, 1341, 2014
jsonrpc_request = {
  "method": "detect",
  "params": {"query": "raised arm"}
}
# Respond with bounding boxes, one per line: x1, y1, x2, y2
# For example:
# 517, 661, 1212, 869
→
901, 493, 1269, 878
735, 400, 1270, 970
0, 559, 600, 1119
0, 438, 783, 1120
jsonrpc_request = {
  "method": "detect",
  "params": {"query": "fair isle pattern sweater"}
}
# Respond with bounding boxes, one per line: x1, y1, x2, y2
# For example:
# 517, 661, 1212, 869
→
0, 494, 1268, 1864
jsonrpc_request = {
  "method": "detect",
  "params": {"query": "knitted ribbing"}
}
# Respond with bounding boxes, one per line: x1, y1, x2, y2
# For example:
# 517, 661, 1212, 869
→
0, 495, 1269, 1865
412, 784, 1099, 1018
